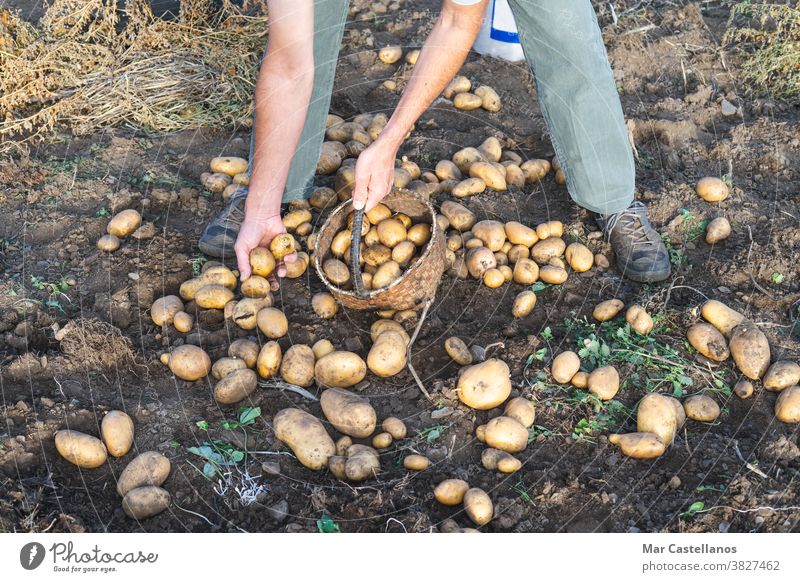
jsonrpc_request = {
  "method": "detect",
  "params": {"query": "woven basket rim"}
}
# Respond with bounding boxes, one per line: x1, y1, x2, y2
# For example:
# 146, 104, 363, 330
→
313, 189, 441, 302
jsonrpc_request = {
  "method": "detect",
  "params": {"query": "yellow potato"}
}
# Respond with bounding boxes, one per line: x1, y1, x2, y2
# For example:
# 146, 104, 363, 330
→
507, 244, 530, 264
608, 433, 665, 460
284, 251, 309, 278
484, 416, 528, 453
436, 160, 462, 181
214, 368, 258, 404
315, 351, 367, 388
551, 351, 580, 384
372, 432, 393, 449
475, 85, 501, 112
512, 290, 537, 318
405, 49, 420, 65
636, 393, 678, 445
464, 488, 494, 526
250, 247, 276, 278
705, 216, 731, 244
232, 172, 249, 186
372, 260, 402, 289
345, 444, 380, 481
477, 136, 502, 162
687, 323, 730, 362
763, 361, 800, 392
269, 233, 296, 261
323, 258, 350, 287
729, 323, 770, 380
481, 448, 518, 471
538, 265, 567, 284
231, 298, 272, 330
202, 172, 232, 194
317, 143, 344, 175
368, 113, 388, 140
734, 379, 754, 399
626, 305, 654, 335
107, 209, 142, 238
391, 240, 416, 266
696, 177, 729, 202
101, 410, 134, 458
475, 424, 486, 442
378, 45, 402, 64
504, 222, 538, 247
469, 161, 507, 190
273, 408, 335, 471
97, 234, 120, 252
407, 223, 431, 246
312, 293, 338, 319
775, 385, 800, 423
257, 341, 282, 379
465, 247, 497, 279
55, 430, 107, 468
370, 320, 411, 345
531, 237, 566, 264
444, 336, 473, 365
504, 397, 536, 428
116, 451, 171, 497
256, 307, 289, 339
587, 365, 619, 400
122, 486, 170, 520
195, 284, 234, 309
504, 164, 525, 188
593, 299, 625, 322
441, 200, 476, 231
367, 330, 408, 377
310, 186, 338, 209
311, 339, 335, 360
173, 311, 193, 333
283, 209, 312, 232
210, 156, 248, 176
280, 344, 316, 387
319, 387, 377, 438
571, 371, 589, 389
520, 159, 551, 182
472, 220, 506, 252
457, 359, 512, 410
701, 299, 744, 336
382, 417, 407, 439
565, 243, 593, 272
434, 479, 470, 506
683, 395, 720, 422
594, 254, 610, 269
454, 92, 482, 110
151, 295, 184, 327
403, 454, 430, 471
377, 218, 407, 248
443, 75, 472, 99
167, 345, 211, 381
483, 268, 505, 288
212, 357, 248, 380
240, 275, 270, 299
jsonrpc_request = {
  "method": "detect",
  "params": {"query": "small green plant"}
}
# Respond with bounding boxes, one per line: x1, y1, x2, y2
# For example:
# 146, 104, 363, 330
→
680, 500, 706, 520
317, 514, 341, 533
94, 207, 110, 217
187, 407, 262, 479
528, 424, 552, 442
660, 233, 686, 267
512, 478, 535, 506
771, 272, 784, 284
188, 256, 208, 277
530, 281, 551, 293
415, 424, 450, 445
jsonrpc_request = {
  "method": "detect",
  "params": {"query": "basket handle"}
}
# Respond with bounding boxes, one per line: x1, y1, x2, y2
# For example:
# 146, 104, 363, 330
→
349, 208, 370, 298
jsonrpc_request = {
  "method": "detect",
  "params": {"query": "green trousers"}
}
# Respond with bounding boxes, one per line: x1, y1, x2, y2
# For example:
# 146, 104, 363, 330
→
260, 0, 634, 216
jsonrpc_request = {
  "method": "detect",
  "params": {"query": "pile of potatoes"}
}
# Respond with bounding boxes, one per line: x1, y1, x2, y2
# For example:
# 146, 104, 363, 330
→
96, 208, 144, 253
550, 350, 620, 402
200, 156, 249, 200
54, 412, 172, 519
434, 479, 494, 527
443, 76, 502, 113
320, 202, 433, 292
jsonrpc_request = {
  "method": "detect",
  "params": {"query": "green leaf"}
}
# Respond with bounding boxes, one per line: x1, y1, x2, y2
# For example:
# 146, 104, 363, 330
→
196, 420, 209, 431
530, 281, 549, 293
202, 463, 216, 478
426, 428, 441, 444
239, 406, 262, 426
533, 347, 547, 361
316, 514, 340, 533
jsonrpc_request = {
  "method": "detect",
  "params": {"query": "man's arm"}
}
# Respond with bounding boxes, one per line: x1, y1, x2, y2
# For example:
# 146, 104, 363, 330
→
234, 0, 315, 280
352, 0, 487, 212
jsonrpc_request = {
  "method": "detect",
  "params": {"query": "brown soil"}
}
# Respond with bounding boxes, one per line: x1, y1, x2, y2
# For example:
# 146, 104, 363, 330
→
1, 1, 798, 533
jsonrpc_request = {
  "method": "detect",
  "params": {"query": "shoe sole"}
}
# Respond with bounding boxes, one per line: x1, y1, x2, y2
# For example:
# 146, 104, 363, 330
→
619, 265, 672, 283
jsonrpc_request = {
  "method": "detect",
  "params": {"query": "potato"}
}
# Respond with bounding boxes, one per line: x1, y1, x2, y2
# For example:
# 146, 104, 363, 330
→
696, 177, 729, 202
367, 330, 407, 377
457, 359, 512, 410
453, 147, 486, 173
594, 254, 610, 269
378, 45, 402, 64
403, 454, 429, 471
212, 357, 248, 379
482, 268, 504, 288
473, 137, 500, 163
443, 75, 471, 99
434, 479, 470, 506
257, 341, 282, 379
593, 299, 625, 322
687, 323, 730, 362
273, 408, 335, 471
551, 351, 580, 384
376, 218, 406, 248
203, 172, 232, 194
465, 237, 483, 251
210, 156, 248, 176
475, 85, 501, 112
444, 336, 473, 366
345, 444, 380, 481
463, 487, 493, 525
484, 416, 528, 453
471, 220, 506, 252
195, 284, 234, 309
382, 417, 407, 440
734, 379, 754, 399
371, 320, 411, 344
504, 164, 525, 188
372, 432, 392, 449
101, 410, 134, 458
462, 247, 493, 279
97, 234, 120, 252
328, 455, 347, 479
608, 433, 665, 460
249, 247, 276, 278
372, 260, 402, 289
334, 436, 353, 458
269, 233, 296, 261
668, 396, 686, 430
323, 258, 350, 286
531, 237, 566, 264
636, 393, 677, 445
475, 424, 487, 442
122, 486, 170, 520
504, 397, 536, 428
390, 241, 415, 266
469, 161, 506, 190
310, 186, 338, 209
435, 160, 462, 182
173, 311, 193, 333
763, 361, 800, 392
367, 113, 388, 140
256, 307, 289, 339
571, 371, 589, 389
481, 448, 518, 471
520, 159, 551, 182
548, 257, 565, 269
512, 290, 537, 318
775, 385, 800, 423
538, 265, 567, 284
232, 297, 272, 330
683, 395, 720, 422
318, 387, 377, 438
107, 209, 142, 238
701, 300, 744, 336
167, 344, 211, 381
283, 209, 312, 232
507, 245, 530, 264
215, 368, 258, 404
55, 430, 107, 468
453, 92, 482, 110
705, 217, 731, 244
315, 351, 367, 388
504, 222, 537, 247
311, 293, 338, 320
626, 305, 654, 335
587, 366, 619, 400
729, 323, 770, 380
151, 295, 184, 327
554, 168, 566, 185
279, 344, 315, 387
117, 451, 171, 497
238, 275, 269, 299
441, 200, 476, 231
233, 172, 249, 186
565, 243, 593, 272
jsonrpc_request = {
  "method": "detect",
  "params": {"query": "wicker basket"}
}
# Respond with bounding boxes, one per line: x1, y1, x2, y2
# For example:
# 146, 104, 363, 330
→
313, 189, 446, 311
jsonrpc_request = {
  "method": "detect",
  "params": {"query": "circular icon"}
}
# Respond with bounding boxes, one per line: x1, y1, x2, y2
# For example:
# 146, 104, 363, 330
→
19, 542, 46, 570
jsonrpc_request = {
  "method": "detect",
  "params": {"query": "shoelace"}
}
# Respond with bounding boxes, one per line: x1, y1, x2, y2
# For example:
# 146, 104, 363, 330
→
216, 190, 248, 228
603, 201, 658, 250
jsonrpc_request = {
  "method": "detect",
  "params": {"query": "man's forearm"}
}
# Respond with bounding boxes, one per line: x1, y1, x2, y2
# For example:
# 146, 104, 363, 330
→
378, 2, 485, 149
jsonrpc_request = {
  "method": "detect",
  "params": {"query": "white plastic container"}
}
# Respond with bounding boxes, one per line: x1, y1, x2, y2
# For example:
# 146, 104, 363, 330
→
472, 0, 525, 62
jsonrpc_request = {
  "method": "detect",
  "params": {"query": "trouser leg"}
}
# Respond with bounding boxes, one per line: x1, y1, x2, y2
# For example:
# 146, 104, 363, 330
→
506, 0, 634, 216
248, 0, 349, 202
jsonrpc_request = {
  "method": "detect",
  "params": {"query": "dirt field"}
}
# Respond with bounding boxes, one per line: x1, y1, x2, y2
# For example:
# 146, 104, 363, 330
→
1, 1, 799, 533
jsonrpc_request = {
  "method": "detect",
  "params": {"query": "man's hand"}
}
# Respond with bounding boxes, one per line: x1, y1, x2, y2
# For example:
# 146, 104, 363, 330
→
234, 215, 298, 287
352, 138, 399, 213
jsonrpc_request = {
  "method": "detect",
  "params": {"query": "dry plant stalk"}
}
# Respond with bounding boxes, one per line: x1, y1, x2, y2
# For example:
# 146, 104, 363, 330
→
56, 317, 136, 370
